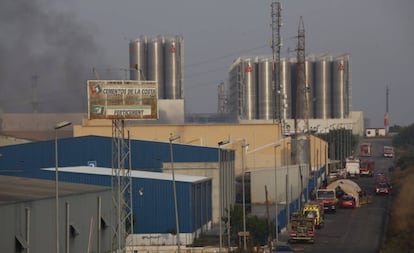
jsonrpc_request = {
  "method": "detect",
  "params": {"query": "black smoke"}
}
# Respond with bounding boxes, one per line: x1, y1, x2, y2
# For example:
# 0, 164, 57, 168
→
0, 0, 114, 113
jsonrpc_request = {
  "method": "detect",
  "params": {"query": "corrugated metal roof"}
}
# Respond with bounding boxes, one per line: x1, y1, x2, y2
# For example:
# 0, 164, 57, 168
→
42, 166, 209, 183
0, 175, 109, 205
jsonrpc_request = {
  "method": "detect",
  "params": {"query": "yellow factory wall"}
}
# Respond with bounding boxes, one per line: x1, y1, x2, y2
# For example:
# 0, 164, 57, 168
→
309, 134, 328, 172
74, 119, 327, 175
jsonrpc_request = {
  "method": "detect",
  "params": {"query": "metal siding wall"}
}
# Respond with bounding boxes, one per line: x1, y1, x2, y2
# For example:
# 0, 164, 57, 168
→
177, 182, 195, 233
0, 189, 112, 253
189, 180, 211, 233
0, 136, 219, 174
206, 180, 212, 227
133, 178, 179, 233
131, 177, 209, 234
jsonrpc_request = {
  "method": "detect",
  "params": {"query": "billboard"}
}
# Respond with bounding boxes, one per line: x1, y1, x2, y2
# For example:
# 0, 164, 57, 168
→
87, 80, 158, 120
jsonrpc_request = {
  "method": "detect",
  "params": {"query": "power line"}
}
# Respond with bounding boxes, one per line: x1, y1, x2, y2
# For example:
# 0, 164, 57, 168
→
184, 44, 268, 68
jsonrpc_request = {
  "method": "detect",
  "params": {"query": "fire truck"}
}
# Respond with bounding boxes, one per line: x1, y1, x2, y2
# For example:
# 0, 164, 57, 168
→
289, 212, 316, 243
359, 159, 374, 177
316, 189, 338, 213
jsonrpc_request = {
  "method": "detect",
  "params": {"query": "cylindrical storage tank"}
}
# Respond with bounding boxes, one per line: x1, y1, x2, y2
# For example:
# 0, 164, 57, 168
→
147, 36, 165, 99
129, 37, 146, 80
280, 58, 292, 120
164, 36, 184, 99
228, 60, 241, 116
241, 58, 257, 120
332, 55, 350, 118
314, 55, 332, 119
343, 54, 350, 117
257, 58, 273, 120
305, 56, 315, 119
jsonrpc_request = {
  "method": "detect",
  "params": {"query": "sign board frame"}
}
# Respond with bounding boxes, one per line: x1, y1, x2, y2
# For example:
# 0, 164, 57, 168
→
87, 80, 158, 120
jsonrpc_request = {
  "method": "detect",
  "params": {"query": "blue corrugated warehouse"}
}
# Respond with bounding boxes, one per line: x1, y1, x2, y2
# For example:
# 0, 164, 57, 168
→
0, 135, 219, 173
0, 136, 219, 245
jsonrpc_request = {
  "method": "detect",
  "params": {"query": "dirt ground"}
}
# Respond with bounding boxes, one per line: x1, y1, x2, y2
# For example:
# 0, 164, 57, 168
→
383, 166, 414, 252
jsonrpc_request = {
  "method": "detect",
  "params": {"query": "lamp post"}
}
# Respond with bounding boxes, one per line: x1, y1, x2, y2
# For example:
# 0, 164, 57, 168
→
241, 142, 249, 251
285, 141, 291, 226
273, 144, 281, 245
54, 121, 71, 253
218, 140, 230, 253
169, 133, 181, 253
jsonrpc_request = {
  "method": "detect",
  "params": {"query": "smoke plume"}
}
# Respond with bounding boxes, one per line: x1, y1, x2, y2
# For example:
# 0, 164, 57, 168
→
0, 0, 111, 113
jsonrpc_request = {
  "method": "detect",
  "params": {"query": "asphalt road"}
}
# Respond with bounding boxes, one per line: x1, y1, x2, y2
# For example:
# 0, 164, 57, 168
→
280, 138, 394, 253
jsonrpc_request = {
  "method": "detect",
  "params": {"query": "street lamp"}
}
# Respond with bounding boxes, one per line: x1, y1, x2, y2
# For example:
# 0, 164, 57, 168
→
285, 141, 291, 226
273, 144, 281, 245
241, 142, 249, 251
54, 121, 71, 253
218, 140, 230, 253
169, 133, 181, 253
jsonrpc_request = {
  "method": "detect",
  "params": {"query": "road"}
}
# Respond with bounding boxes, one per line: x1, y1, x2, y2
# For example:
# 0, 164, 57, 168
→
282, 137, 394, 253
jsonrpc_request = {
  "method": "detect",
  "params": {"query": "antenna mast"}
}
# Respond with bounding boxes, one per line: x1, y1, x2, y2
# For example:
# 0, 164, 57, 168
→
294, 16, 310, 135
271, 1, 282, 126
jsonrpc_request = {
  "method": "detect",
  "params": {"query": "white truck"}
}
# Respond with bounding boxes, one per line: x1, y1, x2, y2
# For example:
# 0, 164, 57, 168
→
345, 158, 360, 178
383, 146, 394, 158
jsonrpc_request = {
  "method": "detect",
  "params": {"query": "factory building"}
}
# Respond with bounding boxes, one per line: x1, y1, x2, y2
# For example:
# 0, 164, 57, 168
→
0, 176, 113, 253
40, 166, 212, 246
0, 135, 233, 246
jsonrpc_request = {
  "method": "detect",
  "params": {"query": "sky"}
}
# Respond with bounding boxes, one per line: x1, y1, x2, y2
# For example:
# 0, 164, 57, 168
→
1, 0, 413, 127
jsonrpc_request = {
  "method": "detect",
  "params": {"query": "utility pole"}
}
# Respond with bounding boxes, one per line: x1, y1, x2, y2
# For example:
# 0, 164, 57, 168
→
385, 85, 390, 135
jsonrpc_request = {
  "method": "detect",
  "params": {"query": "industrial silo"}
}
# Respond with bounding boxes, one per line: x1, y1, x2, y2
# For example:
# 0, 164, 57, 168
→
314, 55, 332, 119
257, 57, 273, 120
280, 58, 292, 120
332, 54, 350, 118
227, 60, 241, 116
147, 36, 165, 99
129, 37, 147, 80
241, 57, 257, 120
164, 35, 184, 99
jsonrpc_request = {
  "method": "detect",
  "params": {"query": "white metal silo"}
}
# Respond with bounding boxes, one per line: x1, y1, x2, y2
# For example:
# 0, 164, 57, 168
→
280, 58, 292, 120
240, 57, 257, 120
164, 35, 184, 99
147, 36, 165, 99
332, 54, 350, 119
129, 36, 147, 80
257, 57, 273, 120
305, 56, 315, 119
314, 55, 332, 119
